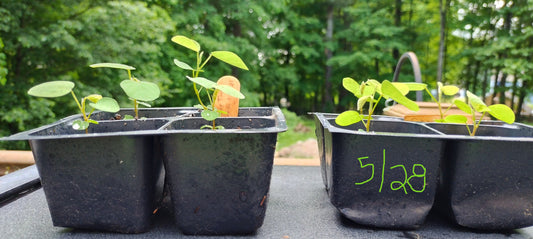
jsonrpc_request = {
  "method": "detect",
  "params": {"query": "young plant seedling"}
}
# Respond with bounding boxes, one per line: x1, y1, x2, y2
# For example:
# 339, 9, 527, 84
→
90, 63, 160, 119
171, 35, 247, 130
28, 80, 120, 133
444, 91, 515, 136
423, 82, 461, 122
335, 78, 425, 132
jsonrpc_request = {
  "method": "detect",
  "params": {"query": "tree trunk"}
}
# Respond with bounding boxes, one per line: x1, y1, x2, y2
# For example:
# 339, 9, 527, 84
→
491, 69, 501, 104
516, 80, 527, 121
471, 60, 481, 94
392, 0, 402, 65
510, 76, 518, 111
436, 0, 447, 83
498, 73, 508, 105
481, 69, 489, 102
323, 3, 334, 112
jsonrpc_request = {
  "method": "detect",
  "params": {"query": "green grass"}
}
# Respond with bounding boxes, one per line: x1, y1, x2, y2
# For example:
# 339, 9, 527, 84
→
276, 109, 317, 150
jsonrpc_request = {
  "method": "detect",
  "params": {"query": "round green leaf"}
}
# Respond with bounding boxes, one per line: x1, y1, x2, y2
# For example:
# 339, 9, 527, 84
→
89, 63, 135, 70
89, 97, 120, 113
72, 120, 90, 130
366, 79, 381, 95
215, 84, 245, 99
335, 111, 363, 126
120, 80, 160, 101
381, 80, 419, 111
467, 91, 489, 112
444, 115, 468, 124
86, 94, 102, 103
201, 109, 220, 121
186, 76, 216, 89
357, 95, 371, 111
171, 35, 200, 52
342, 77, 361, 97
441, 85, 460, 96
211, 51, 249, 70
488, 104, 515, 124
391, 82, 410, 96
173, 59, 194, 71
403, 83, 427, 91
28, 81, 75, 98
453, 99, 472, 114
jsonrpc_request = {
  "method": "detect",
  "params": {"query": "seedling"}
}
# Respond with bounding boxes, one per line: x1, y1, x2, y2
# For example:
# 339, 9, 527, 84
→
444, 91, 515, 136
28, 80, 120, 132
424, 82, 460, 122
335, 78, 425, 132
90, 63, 160, 119
171, 35, 247, 130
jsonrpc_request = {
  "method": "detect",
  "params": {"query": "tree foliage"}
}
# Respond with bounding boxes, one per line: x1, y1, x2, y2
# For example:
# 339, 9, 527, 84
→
2, 0, 533, 149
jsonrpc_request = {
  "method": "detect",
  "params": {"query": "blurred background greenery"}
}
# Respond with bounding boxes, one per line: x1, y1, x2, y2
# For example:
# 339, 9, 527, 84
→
2, 0, 533, 150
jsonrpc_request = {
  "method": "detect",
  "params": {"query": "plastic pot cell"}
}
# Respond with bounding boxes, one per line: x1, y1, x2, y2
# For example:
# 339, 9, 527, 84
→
3, 118, 170, 233
160, 107, 287, 235
313, 113, 444, 229
312, 113, 403, 190
427, 122, 533, 230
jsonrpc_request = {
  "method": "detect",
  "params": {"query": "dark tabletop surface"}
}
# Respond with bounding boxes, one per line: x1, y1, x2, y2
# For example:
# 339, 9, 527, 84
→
1, 165, 532, 239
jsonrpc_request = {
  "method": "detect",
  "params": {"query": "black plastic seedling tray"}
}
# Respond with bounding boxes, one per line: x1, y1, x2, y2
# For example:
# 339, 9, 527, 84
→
426, 122, 533, 230
0, 107, 287, 235
313, 113, 533, 230
312, 113, 445, 229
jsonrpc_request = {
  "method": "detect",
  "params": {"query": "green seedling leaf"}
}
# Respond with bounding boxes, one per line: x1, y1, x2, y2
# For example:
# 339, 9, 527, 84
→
87, 119, 98, 124
211, 51, 249, 70
120, 80, 160, 101
215, 84, 245, 99
124, 115, 135, 120
89, 63, 135, 70
441, 85, 460, 96
488, 104, 515, 124
193, 104, 204, 110
357, 95, 372, 111
362, 84, 376, 97
454, 99, 472, 114
366, 79, 381, 95
381, 80, 419, 111
201, 109, 220, 121
86, 94, 102, 103
403, 83, 427, 91
28, 81, 75, 98
89, 97, 120, 113
171, 35, 200, 52
437, 82, 444, 96
335, 110, 363, 126
467, 91, 489, 112
444, 115, 468, 124
137, 101, 151, 108
186, 76, 216, 89
173, 59, 194, 71
200, 125, 214, 130
342, 77, 361, 97
72, 120, 90, 130
391, 82, 410, 96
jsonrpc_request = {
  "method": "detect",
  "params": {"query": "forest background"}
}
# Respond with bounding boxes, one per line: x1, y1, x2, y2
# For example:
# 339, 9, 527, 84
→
1, 0, 533, 149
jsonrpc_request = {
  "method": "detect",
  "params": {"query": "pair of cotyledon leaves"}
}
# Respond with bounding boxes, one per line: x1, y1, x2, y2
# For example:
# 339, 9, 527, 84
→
28, 63, 160, 109
336, 78, 515, 127
89, 63, 160, 104
431, 82, 514, 125
171, 35, 247, 122
336, 78, 425, 126
27, 80, 120, 113
171, 35, 246, 101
